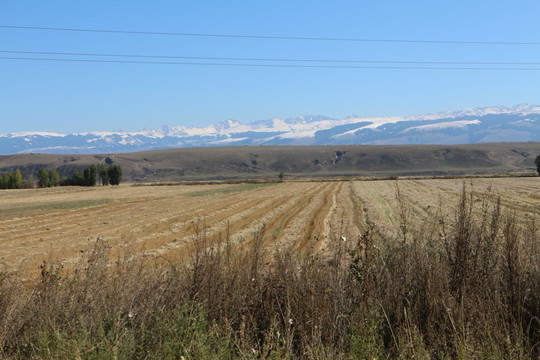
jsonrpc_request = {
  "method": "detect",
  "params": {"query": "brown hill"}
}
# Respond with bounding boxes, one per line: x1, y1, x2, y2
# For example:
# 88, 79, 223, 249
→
0, 143, 538, 182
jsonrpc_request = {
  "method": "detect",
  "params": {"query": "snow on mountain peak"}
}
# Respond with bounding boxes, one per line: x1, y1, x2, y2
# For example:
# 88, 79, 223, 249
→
404, 119, 481, 132
214, 119, 241, 132
412, 104, 540, 121
1, 104, 538, 154
7, 131, 67, 138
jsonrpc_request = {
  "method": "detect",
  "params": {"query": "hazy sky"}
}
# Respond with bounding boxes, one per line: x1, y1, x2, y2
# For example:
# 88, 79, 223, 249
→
2, 1, 540, 133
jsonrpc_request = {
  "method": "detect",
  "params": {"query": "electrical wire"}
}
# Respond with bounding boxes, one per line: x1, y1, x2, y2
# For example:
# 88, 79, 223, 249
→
1, 50, 540, 66
2, 56, 540, 70
2, 25, 540, 45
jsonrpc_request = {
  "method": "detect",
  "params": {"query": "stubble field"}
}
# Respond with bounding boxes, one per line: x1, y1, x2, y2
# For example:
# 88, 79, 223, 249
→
1, 177, 539, 358
0, 177, 538, 278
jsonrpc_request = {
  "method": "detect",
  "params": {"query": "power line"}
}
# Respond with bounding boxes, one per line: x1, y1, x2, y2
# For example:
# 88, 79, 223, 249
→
1, 24, 540, 46
1, 50, 540, 66
2, 56, 540, 70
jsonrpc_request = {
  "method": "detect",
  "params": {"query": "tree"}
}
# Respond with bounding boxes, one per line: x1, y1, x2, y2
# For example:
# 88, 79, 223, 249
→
13, 169, 23, 189
2, 172, 12, 189
107, 165, 122, 185
25, 173, 35, 189
279, 171, 285, 181
83, 165, 97, 186
536, 154, 540, 176
72, 169, 84, 186
38, 168, 49, 188
98, 163, 109, 185
49, 169, 60, 187
89, 165, 97, 186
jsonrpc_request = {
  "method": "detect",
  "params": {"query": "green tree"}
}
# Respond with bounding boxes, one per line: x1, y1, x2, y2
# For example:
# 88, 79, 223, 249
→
72, 169, 84, 186
107, 165, 122, 185
13, 169, 23, 189
38, 168, 49, 188
279, 171, 285, 181
98, 163, 109, 185
49, 169, 60, 187
536, 153, 540, 176
2, 172, 12, 189
90, 165, 97, 186
83, 165, 97, 186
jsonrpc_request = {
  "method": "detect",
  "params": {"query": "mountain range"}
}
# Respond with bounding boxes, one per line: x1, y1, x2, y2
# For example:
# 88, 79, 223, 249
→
1, 104, 539, 155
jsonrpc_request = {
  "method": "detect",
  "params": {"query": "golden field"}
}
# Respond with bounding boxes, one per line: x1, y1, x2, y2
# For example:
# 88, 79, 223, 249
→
1, 177, 538, 277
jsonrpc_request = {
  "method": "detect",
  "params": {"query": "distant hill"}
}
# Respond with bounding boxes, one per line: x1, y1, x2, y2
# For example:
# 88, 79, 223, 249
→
1, 105, 539, 155
0, 143, 538, 182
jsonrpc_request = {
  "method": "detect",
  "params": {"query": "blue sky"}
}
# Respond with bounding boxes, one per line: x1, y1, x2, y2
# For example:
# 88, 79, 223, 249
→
1, 1, 540, 133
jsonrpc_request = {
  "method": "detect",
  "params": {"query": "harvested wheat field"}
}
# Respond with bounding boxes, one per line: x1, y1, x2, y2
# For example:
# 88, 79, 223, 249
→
353, 177, 540, 238
0, 178, 538, 278
0, 181, 363, 277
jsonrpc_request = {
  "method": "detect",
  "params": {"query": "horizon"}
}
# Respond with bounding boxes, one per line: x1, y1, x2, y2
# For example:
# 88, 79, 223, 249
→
2, 2, 540, 134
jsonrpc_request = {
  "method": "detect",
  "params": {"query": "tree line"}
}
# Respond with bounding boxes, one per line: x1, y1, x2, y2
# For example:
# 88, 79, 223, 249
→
0, 164, 122, 189
0, 169, 25, 189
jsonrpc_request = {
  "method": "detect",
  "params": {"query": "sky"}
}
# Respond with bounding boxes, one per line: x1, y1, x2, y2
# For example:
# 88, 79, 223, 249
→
1, 1, 540, 134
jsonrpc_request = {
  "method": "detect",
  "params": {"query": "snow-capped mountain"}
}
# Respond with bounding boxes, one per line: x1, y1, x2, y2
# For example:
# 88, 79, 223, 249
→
1, 105, 539, 154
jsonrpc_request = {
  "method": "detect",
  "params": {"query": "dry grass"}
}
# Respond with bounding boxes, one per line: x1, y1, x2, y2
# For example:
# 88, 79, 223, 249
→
0, 181, 538, 358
